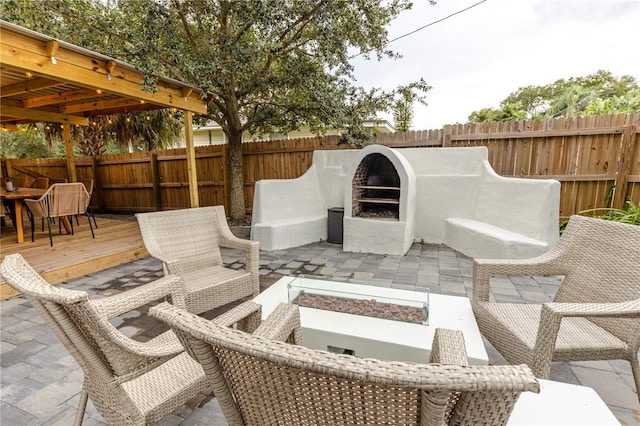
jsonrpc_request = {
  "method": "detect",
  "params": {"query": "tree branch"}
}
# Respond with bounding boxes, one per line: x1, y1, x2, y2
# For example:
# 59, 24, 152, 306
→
276, 0, 326, 44
171, 1, 203, 58
236, 1, 325, 98
157, 57, 188, 82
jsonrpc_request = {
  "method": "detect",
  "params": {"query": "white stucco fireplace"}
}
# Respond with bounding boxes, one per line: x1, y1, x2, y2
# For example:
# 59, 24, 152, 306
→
343, 145, 417, 255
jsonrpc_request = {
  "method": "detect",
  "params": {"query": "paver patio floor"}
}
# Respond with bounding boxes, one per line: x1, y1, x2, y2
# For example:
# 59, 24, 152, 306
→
1, 226, 638, 425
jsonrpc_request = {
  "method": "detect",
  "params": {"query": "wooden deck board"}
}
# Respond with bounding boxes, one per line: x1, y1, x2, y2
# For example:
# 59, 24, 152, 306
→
1, 215, 148, 300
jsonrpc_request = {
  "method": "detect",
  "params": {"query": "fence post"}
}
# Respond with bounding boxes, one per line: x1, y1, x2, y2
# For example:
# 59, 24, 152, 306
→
4, 159, 14, 177
443, 125, 452, 147
612, 118, 637, 209
150, 152, 161, 211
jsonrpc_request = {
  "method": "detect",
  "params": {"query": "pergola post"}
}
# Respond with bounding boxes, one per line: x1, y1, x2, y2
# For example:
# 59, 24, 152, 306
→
63, 124, 77, 182
184, 110, 199, 208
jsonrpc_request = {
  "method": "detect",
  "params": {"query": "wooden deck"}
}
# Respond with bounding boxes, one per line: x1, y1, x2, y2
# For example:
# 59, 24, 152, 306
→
1, 215, 149, 300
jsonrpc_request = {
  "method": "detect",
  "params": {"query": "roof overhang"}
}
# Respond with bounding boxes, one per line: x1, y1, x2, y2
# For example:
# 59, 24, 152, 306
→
0, 20, 207, 129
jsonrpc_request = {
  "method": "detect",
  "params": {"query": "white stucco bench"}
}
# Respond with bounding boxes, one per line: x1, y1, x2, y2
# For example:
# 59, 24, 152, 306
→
251, 164, 328, 251
442, 164, 560, 259
251, 215, 326, 251
444, 218, 550, 259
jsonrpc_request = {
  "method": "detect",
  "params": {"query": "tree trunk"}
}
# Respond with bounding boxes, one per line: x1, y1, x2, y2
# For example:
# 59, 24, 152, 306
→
227, 131, 246, 221
78, 124, 106, 156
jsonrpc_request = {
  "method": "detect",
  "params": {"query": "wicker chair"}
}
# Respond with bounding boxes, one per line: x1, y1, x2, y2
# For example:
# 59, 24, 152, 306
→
27, 177, 50, 230
24, 182, 95, 246
0, 253, 217, 425
151, 301, 540, 426
472, 215, 640, 402
136, 206, 259, 315
78, 178, 98, 228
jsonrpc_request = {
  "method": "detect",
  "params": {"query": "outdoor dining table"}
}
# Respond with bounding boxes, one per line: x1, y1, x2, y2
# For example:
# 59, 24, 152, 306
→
0, 187, 72, 243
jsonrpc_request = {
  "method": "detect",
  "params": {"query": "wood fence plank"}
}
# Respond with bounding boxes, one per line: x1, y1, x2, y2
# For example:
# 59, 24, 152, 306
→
612, 115, 638, 208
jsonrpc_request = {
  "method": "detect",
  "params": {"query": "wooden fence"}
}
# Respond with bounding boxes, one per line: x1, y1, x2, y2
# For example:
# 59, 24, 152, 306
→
2, 113, 638, 221
446, 114, 639, 218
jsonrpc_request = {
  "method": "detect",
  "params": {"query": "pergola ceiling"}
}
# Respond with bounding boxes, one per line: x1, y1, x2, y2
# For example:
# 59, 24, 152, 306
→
0, 20, 207, 131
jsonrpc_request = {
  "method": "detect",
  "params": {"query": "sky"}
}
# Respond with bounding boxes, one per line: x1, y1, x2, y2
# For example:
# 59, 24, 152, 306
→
350, 0, 640, 130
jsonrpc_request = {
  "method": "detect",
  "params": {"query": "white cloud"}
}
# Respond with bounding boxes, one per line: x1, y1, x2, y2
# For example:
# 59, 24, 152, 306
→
350, 0, 640, 129
532, 1, 639, 24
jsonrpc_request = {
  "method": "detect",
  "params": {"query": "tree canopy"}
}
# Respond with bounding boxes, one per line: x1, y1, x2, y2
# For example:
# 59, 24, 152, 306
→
2, 0, 432, 219
468, 70, 640, 123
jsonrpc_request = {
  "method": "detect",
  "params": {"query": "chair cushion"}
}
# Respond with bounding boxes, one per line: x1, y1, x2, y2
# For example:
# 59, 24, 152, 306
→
181, 266, 255, 314
183, 265, 250, 292
475, 303, 628, 364
121, 352, 208, 423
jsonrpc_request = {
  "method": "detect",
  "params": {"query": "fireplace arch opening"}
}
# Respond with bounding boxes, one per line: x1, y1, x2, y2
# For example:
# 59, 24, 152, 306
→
352, 153, 400, 220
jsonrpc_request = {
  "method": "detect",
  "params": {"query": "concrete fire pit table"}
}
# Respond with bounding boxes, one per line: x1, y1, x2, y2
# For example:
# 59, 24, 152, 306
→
253, 276, 488, 365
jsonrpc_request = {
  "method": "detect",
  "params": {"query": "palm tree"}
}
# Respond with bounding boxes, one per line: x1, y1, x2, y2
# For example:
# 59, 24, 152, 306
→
42, 110, 185, 156
77, 119, 109, 156
112, 109, 184, 152
545, 85, 595, 118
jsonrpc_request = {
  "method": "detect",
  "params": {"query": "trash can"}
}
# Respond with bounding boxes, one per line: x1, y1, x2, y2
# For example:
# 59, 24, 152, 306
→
327, 207, 344, 244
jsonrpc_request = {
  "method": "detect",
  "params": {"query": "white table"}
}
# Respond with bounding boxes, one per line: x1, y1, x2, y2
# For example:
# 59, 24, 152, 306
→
508, 379, 619, 425
253, 276, 488, 365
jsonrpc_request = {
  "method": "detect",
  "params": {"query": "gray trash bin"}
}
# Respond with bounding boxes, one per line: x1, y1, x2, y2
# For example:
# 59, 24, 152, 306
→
327, 207, 344, 244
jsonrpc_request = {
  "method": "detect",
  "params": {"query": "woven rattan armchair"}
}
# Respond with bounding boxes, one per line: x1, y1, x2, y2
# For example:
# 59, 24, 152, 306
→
24, 182, 95, 246
472, 215, 640, 402
0, 253, 218, 426
136, 206, 259, 314
151, 301, 540, 426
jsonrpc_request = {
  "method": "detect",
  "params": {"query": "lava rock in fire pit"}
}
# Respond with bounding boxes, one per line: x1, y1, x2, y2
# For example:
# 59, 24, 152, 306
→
293, 293, 426, 324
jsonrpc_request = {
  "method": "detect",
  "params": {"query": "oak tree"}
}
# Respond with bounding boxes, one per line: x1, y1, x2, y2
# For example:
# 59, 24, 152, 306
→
3, 0, 432, 219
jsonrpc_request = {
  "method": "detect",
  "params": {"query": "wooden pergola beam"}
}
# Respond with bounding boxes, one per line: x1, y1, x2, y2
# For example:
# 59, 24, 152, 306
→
1, 26, 206, 114
61, 98, 149, 115
23, 88, 101, 108
1, 105, 88, 126
81, 103, 163, 117
0, 77, 63, 98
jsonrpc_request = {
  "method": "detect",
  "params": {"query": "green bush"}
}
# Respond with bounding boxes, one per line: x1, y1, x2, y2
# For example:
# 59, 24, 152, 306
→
580, 200, 640, 225
561, 200, 640, 233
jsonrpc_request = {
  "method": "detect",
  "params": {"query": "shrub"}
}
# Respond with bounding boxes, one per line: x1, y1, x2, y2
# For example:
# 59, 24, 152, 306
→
560, 200, 639, 233
580, 200, 640, 225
